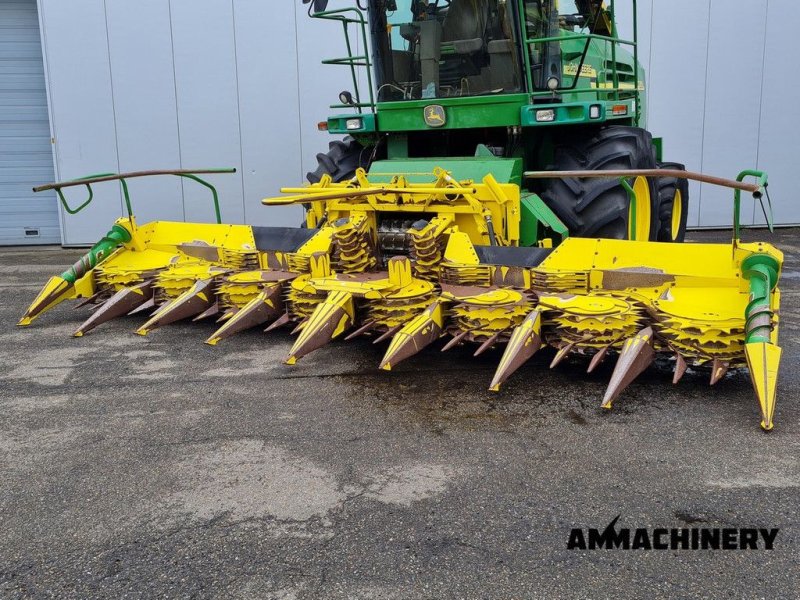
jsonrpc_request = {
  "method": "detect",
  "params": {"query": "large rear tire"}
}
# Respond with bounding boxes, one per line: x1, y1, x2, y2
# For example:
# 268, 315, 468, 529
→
540, 126, 660, 240
306, 136, 370, 184
655, 162, 690, 242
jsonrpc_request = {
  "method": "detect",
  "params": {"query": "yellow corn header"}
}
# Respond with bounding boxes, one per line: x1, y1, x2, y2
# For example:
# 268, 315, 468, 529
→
19, 166, 782, 430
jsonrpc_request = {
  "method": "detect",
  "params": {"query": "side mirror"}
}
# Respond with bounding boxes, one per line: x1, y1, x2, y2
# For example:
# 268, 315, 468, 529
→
302, 0, 329, 13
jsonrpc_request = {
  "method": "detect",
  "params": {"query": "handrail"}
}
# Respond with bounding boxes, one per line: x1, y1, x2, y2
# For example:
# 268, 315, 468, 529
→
524, 168, 772, 241
524, 168, 761, 194
33, 168, 237, 224
525, 33, 636, 46
311, 7, 375, 113
518, 0, 640, 116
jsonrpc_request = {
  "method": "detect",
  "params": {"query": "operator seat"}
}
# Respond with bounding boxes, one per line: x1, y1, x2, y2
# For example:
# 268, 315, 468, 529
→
439, 0, 491, 85
442, 0, 488, 51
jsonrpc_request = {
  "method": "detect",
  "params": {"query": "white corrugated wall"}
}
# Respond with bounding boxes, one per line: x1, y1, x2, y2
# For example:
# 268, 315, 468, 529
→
23, 0, 800, 244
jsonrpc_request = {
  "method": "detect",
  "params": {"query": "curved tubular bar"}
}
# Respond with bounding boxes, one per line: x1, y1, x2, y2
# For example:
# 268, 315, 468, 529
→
54, 172, 115, 215
33, 168, 237, 224
524, 168, 762, 194
525, 167, 770, 241
734, 169, 771, 239
56, 185, 94, 215
179, 173, 225, 224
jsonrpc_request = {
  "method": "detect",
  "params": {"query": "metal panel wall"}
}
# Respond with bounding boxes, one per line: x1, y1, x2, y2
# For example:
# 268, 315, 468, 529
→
755, 2, 800, 227
38, 0, 121, 245
104, 0, 184, 225
36, 0, 800, 245
620, 0, 792, 227
233, 1, 302, 227
170, 0, 244, 224
37, 0, 322, 245
698, 2, 768, 227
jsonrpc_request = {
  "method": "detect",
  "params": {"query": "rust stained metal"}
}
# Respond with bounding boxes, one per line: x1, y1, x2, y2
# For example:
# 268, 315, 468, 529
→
600, 269, 676, 290
524, 169, 762, 194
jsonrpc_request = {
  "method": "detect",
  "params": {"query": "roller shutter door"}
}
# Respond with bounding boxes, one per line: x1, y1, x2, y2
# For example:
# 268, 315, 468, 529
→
0, 0, 59, 245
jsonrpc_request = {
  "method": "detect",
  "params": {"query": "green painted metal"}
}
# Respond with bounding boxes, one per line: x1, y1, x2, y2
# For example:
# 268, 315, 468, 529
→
310, 7, 375, 113
317, 2, 644, 132
179, 174, 224, 224
60, 223, 131, 284
56, 172, 131, 215
367, 157, 522, 187
620, 177, 637, 240
312, 1, 651, 239
520, 193, 568, 246
516, 0, 640, 117
50, 170, 234, 224
375, 94, 529, 132
519, 99, 634, 127
386, 134, 409, 159
742, 254, 780, 344
734, 170, 771, 241
652, 137, 663, 162
327, 113, 377, 134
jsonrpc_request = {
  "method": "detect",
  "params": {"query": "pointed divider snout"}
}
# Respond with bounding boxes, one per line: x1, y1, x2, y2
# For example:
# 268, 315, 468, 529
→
73, 280, 154, 337
135, 278, 215, 336
18, 276, 72, 326
489, 309, 542, 391
205, 284, 282, 346
745, 341, 781, 431
285, 290, 355, 365
709, 358, 729, 386
601, 326, 656, 410
379, 299, 445, 371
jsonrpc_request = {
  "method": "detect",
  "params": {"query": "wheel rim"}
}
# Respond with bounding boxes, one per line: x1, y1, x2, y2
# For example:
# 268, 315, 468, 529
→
628, 176, 651, 241
670, 189, 683, 240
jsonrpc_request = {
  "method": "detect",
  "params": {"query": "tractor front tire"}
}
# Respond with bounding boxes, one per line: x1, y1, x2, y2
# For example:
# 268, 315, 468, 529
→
655, 162, 690, 242
306, 136, 370, 184
541, 126, 660, 240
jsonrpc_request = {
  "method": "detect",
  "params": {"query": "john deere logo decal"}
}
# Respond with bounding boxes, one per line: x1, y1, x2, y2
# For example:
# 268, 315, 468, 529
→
424, 105, 446, 127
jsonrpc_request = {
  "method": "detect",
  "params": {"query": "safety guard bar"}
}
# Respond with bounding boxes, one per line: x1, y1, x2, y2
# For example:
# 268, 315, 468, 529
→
33, 168, 237, 225
524, 168, 772, 242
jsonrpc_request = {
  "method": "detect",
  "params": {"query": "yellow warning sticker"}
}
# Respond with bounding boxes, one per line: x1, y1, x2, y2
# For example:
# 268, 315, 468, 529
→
563, 63, 597, 78
590, 81, 646, 91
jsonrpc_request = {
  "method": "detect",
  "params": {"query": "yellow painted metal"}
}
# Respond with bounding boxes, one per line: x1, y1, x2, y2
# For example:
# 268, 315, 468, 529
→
745, 342, 781, 430
538, 293, 645, 350
536, 237, 782, 290
217, 271, 273, 308
205, 286, 280, 346
671, 189, 683, 240
288, 276, 326, 320
332, 214, 376, 272
443, 288, 532, 338
17, 276, 73, 326
20, 163, 787, 431
443, 231, 482, 264
133, 221, 256, 254
489, 309, 542, 391
629, 176, 652, 241
309, 252, 332, 278
380, 300, 445, 371
285, 289, 355, 365
410, 215, 452, 279
264, 168, 521, 249
653, 287, 747, 364
135, 277, 210, 336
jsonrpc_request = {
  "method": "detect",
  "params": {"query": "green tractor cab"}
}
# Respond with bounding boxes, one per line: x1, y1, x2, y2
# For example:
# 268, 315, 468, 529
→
306, 0, 675, 243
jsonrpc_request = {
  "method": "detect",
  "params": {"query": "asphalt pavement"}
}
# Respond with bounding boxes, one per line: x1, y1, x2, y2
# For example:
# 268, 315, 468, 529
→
0, 229, 798, 599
